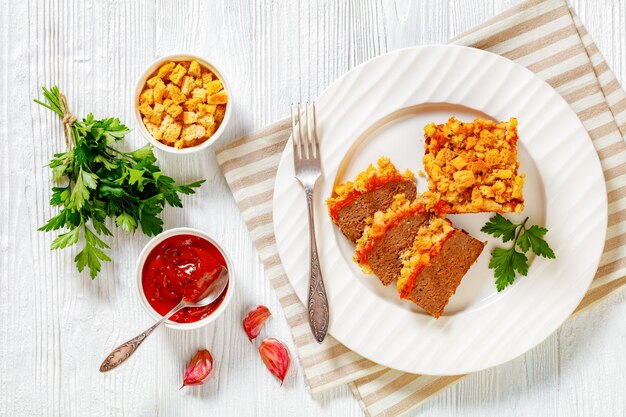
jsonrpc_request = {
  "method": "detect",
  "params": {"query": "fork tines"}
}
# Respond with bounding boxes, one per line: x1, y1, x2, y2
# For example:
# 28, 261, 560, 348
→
291, 102, 320, 166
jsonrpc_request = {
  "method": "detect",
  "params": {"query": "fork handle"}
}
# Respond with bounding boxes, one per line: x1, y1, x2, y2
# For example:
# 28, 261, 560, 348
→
304, 186, 329, 343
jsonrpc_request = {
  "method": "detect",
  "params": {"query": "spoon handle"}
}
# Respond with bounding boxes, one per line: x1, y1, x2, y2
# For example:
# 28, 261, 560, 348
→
99, 301, 185, 372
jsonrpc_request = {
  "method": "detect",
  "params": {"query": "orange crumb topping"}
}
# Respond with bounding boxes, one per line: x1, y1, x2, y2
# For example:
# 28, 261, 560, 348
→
423, 117, 524, 214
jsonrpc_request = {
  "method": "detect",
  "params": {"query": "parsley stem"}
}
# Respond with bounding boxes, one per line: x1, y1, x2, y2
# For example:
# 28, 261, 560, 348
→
512, 217, 529, 247
105, 145, 123, 154
105, 145, 135, 163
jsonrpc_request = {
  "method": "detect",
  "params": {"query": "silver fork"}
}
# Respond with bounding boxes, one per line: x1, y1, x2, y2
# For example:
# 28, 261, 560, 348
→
291, 102, 329, 343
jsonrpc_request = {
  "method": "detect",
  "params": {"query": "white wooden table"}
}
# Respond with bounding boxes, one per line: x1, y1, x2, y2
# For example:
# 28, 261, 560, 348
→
1, 1, 624, 416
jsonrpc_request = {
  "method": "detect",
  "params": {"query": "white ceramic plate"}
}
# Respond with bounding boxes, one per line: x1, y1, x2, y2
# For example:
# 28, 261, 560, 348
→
273, 45, 607, 375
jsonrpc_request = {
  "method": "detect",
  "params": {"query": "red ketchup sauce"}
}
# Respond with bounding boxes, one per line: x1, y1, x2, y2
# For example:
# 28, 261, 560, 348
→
142, 234, 228, 324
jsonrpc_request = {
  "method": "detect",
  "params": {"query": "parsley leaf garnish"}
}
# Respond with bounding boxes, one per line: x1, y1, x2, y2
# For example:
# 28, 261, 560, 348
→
35, 86, 205, 279
480, 213, 518, 242
524, 225, 556, 259
481, 214, 555, 291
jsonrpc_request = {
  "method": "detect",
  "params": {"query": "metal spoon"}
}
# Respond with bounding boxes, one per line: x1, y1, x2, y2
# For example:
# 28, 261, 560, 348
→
99, 267, 229, 372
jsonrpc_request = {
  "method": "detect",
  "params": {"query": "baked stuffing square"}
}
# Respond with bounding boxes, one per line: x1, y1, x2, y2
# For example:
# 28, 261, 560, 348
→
423, 117, 524, 214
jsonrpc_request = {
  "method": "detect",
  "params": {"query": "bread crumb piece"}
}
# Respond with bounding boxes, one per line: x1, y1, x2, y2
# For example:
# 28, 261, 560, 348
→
181, 76, 195, 96
138, 103, 154, 117
214, 105, 225, 122
157, 62, 176, 79
202, 72, 213, 87
183, 97, 203, 112
183, 111, 198, 124
182, 124, 206, 142
208, 91, 228, 104
163, 123, 182, 143
167, 104, 183, 118
191, 88, 207, 101
167, 84, 186, 104
168, 64, 187, 85
205, 80, 223, 95
139, 89, 153, 105
153, 79, 166, 104
146, 76, 161, 88
188, 60, 201, 78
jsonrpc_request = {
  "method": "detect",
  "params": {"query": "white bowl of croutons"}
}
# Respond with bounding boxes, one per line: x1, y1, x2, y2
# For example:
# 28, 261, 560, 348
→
134, 54, 232, 154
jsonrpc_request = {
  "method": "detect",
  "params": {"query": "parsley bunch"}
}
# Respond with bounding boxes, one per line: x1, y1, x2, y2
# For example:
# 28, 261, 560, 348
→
35, 86, 205, 279
481, 214, 556, 291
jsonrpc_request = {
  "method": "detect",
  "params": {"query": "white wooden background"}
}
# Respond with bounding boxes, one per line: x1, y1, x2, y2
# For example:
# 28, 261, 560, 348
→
1, 0, 625, 416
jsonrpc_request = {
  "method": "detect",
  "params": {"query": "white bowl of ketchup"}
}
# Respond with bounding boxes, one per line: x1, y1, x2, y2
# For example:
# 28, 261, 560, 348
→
136, 227, 234, 330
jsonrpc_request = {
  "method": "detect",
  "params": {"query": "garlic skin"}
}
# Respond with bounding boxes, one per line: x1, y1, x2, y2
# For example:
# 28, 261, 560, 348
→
182, 349, 214, 387
258, 338, 291, 384
242, 305, 271, 341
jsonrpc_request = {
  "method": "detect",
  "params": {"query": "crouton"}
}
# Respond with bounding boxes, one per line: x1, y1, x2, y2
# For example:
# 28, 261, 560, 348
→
181, 76, 195, 96
168, 64, 187, 85
157, 62, 176, 79
204, 80, 223, 96
162, 123, 182, 143
214, 105, 226, 122
183, 97, 203, 112
149, 113, 162, 125
167, 84, 186, 104
153, 103, 165, 116
202, 72, 213, 88
166, 104, 183, 118
153, 79, 166, 104
197, 114, 215, 130
198, 104, 216, 115
208, 91, 228, 104
146, 76, 162, 88
138, 103, 154, 117
188, 60, 201, 78
183, 111, 198, 124
144, 122, 162, 140
182, 124, 206, 142
139, 89, 153, 105
191, 88, 207, 101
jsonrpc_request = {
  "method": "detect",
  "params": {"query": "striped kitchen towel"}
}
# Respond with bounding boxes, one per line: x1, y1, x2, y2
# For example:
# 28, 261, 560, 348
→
215, 0, 626, 415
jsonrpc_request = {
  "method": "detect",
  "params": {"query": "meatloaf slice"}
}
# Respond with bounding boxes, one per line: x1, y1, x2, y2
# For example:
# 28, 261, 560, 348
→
327, 157, 416, 242
354, 194, 429, 285
335, 180, 417, 242
366, 213, 429, 285
403, 230, 484, 318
